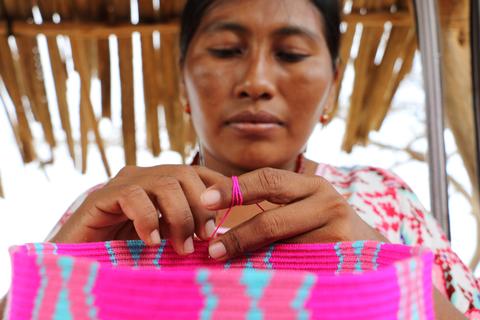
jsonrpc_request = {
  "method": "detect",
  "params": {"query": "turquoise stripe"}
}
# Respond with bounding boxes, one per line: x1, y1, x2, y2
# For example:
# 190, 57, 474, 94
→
408, 259, 420, 320
291, 274, 315, 320
241, 269, 272, 320
334, 243, 343, 273
84, 263, 99, 319
105, 242, 117, 266
372, 243, 382, 270
224, 260, 232, 269
353, 241, 365, 272
153, 240, 167, 269
473, 290, 480, 308
127, 240, 145, 267
32, 244, 47, 320
245, 253, 253, 270
197, 270, 218, 320
411, 303, 420, 320
53, 243, 58, 255
53, 257, 74, 320
263, 245, 275, 269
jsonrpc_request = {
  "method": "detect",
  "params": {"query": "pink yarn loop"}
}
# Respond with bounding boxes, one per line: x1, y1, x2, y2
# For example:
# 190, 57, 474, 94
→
209, 176, 243, 239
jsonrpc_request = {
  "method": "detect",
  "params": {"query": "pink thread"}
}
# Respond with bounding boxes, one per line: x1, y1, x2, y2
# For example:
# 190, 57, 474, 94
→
209, 176, 244, 239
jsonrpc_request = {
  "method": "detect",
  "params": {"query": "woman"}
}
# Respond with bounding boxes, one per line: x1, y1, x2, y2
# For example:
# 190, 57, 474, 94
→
1, 0, 478, 319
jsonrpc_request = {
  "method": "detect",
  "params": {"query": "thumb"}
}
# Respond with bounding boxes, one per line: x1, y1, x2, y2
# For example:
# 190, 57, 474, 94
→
200, 168, 318, 210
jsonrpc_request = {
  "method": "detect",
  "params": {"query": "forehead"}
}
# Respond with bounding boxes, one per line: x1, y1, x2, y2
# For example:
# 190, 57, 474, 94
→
197, 0, 325, 36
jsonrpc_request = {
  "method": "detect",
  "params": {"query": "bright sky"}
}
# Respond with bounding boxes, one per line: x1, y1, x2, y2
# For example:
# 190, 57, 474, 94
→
0, 36, 478, 298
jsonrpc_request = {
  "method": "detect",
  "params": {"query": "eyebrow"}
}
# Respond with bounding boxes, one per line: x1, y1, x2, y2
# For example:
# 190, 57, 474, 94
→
273, 26, 322, 43
203, 22, 250, 36
202, 22, 321, 43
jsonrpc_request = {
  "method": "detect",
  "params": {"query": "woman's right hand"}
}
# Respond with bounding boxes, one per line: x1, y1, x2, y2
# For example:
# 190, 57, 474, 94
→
50, 165, 224, 255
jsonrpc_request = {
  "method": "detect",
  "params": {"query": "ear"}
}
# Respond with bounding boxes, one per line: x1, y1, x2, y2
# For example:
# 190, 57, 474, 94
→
179, 73, 188, 107
319, 74, 339, 124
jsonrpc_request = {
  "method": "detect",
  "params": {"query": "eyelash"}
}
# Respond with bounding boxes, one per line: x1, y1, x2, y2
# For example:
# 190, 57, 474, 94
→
208, 48, 309, 63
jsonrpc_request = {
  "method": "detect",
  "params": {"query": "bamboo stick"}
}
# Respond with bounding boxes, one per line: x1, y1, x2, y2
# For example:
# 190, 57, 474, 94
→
334, 23, 356, 116
1, 90, 24, 161
343, 11, 413, 27
364, 27, 414, 131
38, 0, 76, 163
342, 27, 384, 151
342, 0, 396, 152
48, 37, 76, 162
71, 38, 112, 176
142, 34, 161, 156
98, 39, 111, 118
139, 0, 161, 156
376, 31, 417, 131
0, 36, 36, 163
5, 0, 57, 151
11, 20, 180, 38
113, 0, 137, 165
62, 0, 111, 176
160, 32, 184, 156
118, 37, 137, 165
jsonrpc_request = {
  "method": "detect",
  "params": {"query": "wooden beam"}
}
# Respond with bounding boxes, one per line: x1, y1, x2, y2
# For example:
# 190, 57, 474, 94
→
11, 20, 179, 38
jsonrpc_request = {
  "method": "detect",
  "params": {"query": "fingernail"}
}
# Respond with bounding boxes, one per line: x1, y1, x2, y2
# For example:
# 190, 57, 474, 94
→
205, 219, 216, 237
184, 237, 194, 254
150, 230, 161, 245
201, 189, 221, 207
209, 242, 227, 259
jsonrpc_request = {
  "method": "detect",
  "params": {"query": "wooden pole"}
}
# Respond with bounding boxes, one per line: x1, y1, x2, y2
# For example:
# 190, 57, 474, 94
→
438, 0, 480, 267
139, 0, 161, 157
113, 0, 137, 166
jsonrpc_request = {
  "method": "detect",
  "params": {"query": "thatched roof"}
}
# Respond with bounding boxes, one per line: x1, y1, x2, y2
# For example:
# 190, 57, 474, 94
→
0, 0, 427, 190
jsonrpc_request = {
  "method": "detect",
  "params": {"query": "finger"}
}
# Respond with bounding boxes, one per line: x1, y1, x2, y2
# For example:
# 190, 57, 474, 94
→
115, 185, 161, 246
149, 176, 196, 255
193, 165, 228, 187
208, 195, 337, 260
174, 167, 217, 240
201, 168, 321, 210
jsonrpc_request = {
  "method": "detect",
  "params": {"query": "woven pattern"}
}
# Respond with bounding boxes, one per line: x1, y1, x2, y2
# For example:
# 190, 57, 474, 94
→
7, 240, 434, 320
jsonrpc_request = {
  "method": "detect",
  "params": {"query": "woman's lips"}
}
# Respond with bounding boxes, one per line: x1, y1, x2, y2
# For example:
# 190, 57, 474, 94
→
225, 111, 285, 135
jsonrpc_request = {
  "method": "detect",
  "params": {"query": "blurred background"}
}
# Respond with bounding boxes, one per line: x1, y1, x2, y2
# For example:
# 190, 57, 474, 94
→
1, 0, 479, 298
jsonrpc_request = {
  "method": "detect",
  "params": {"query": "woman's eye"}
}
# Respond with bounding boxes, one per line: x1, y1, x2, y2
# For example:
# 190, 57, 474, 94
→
276, 51, 309, 63
208, 48, 243, 58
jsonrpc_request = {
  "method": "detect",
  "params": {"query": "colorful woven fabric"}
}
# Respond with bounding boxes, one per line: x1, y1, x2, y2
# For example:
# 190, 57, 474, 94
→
7, 240, 434, 320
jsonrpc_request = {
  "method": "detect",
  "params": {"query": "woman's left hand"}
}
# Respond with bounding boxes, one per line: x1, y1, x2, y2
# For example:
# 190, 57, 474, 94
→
201, 167, 389, 260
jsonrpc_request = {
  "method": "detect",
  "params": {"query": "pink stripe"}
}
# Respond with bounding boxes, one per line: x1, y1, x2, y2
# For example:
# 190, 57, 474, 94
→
37, 256, 62, 319
258, 272, 306, 318
67, 262, 92, 319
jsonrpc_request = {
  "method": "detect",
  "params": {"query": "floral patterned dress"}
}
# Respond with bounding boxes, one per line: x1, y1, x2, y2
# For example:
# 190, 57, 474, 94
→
47, 163, 480, 318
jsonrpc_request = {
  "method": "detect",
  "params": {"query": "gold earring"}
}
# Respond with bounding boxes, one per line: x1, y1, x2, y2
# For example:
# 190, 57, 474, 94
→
320, 114, 331, 125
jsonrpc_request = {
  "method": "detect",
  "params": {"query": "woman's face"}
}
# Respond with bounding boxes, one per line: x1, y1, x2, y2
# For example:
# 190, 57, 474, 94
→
182, 0, 335, 172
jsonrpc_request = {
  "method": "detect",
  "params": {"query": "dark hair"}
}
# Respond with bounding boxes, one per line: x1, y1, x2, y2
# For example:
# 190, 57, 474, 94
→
179, 0, 341, 69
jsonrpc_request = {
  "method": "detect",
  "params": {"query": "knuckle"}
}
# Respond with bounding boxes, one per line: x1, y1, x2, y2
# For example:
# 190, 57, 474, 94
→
152, 176, 181, 191
116, 165, 138, 178
120, 184, 145, 200
258, 167, 283, 193
177, 165, 197, 179
165, 207, 194, 229
326, 197, 351, 220
257, 214, 285, 242
224, 231, 244, 256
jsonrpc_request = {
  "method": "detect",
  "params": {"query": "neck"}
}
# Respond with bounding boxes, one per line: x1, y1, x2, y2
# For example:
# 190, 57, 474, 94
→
197, 146, 302, 177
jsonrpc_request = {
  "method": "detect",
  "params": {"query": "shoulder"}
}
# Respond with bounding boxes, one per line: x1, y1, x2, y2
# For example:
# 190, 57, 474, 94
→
314, 162, 411, 192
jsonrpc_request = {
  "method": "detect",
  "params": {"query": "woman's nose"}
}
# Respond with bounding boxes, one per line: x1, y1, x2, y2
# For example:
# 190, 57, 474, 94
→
234, 54, 276, 101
